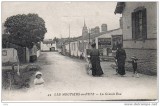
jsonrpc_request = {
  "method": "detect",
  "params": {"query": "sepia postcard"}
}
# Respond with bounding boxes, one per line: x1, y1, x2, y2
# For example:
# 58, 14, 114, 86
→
1, 1, 158, 103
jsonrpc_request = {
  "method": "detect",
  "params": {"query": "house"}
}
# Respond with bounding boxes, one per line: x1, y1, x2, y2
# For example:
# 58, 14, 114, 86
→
115, 2, 157, 75
62, 22, 122, 59
41, 39, 57, 51
95, 28, 122, 57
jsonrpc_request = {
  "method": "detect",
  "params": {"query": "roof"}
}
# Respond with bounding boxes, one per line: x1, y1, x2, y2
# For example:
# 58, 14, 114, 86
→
114, 2, 125, 14
62, 37, 81, 45
43, 39, 56, 44
97, 28, 122, 38
64, 28, 121, 43
88, 28, 122, 40
62, 28, 122, 45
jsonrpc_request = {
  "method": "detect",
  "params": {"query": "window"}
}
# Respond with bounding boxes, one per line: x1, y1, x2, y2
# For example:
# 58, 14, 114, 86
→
132, 7, 147, 40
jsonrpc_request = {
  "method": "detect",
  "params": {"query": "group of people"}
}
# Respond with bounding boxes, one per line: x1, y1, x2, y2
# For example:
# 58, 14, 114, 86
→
33, 43, 138, 88
88, 43, 139, 77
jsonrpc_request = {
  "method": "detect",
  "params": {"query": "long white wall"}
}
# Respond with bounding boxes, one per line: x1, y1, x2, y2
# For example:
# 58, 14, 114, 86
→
41, 42, 57, 51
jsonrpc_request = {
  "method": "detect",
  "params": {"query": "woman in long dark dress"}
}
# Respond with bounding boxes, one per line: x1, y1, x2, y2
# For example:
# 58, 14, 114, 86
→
90, 43, 104, 76
115, 44, 126, 76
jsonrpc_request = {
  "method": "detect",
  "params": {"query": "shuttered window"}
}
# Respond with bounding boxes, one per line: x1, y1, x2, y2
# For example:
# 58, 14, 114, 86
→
132, 8, 147, 40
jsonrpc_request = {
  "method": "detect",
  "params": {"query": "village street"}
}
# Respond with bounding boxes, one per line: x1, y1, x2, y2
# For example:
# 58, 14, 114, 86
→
2, 52, 157, 101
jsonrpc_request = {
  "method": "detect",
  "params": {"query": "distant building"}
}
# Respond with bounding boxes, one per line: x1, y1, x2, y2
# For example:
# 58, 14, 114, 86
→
91, 28, 95, 35
67, 28, 122, 59
90, 26, 100, 35
94, 26, 100, 34
82, 20, 89, 52
95, 28, 122, 56
101, 24, 107, 33
82, 20, 89, 37
41, 39, 57, 51
115, 2, 157, 75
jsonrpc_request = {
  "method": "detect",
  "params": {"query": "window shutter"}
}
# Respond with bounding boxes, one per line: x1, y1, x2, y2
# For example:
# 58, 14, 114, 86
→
135, 12, 140, 39
142, 8, 147, 39
132, 12, 136, 40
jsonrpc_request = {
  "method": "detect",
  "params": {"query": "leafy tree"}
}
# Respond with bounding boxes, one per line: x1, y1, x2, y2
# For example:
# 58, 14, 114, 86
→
3, 13, 47, 48
2, 34, 9, 48
53, 37, 59, 43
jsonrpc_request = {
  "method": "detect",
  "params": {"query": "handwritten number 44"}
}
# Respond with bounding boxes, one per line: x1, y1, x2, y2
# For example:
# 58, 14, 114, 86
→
48, 94, 52, 96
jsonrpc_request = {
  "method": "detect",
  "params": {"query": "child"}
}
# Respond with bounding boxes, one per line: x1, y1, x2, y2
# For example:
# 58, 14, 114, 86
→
34, 71, 45, 87
110, 57, 118, 75
80, 52, 84, 59
86, 55, 92, 75
114, 57, 119, 75
131, 56, 139, 78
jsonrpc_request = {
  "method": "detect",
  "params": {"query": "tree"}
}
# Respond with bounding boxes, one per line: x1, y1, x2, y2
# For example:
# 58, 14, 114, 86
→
4, 13, 47, 48
53, 37, 59, 43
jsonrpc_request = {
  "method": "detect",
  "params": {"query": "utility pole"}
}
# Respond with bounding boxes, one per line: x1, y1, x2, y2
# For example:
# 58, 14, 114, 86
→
89, 28, 90, 44
69, 24, 71, 56
60, 34, 62, 49
89, 28, 91, 49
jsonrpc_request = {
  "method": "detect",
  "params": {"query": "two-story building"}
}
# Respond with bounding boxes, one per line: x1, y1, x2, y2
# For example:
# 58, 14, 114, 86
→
115, 2, 157, 75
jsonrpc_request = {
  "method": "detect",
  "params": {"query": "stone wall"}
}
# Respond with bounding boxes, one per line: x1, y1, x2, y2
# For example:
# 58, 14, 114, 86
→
125, 48, 157, 75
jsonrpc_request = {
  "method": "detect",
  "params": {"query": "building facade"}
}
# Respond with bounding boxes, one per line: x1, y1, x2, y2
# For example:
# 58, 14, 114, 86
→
41, 39, 57, 51
95, 28, 123, 57
62, 22, 122, 59
115, 2, 157, 75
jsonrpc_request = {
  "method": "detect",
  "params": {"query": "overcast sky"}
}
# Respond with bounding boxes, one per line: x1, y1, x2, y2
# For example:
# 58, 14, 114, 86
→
2, 1, 122, 39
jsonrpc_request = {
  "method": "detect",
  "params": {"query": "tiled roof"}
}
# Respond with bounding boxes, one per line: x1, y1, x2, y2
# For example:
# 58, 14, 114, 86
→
43, 39, 56, 44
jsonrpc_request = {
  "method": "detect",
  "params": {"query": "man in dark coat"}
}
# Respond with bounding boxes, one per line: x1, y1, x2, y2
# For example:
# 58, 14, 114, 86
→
115, 44, 126, 76
90, 43, 104, 76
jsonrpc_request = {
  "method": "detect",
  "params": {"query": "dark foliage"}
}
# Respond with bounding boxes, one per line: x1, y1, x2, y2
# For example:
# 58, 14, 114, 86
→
3, 13, 47, 48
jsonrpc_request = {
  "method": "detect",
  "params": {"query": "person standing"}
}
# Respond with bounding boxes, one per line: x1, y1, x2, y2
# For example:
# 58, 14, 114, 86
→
90, 43, 104, 77
131, 56, 139, 78
115, 44, 126, 76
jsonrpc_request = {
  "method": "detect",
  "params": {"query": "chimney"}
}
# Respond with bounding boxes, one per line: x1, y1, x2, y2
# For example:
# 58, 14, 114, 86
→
95, 26, 100, 34
101, 24, 107, 32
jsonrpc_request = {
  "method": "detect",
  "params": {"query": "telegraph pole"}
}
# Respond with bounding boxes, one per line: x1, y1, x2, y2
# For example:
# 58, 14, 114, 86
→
69, 24, 71, 56
89, 28, 91, 49
89, 28, 90, 44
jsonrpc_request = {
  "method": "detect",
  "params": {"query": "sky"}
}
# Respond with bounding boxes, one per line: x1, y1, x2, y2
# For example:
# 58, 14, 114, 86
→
2, 1, 122, 39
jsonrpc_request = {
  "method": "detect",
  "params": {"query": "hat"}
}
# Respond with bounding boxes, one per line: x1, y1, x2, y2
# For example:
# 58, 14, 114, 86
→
87, 55, 90, 58
131, 56, 138, 60
35, 71, 42, 76
91, 43, 96, 48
